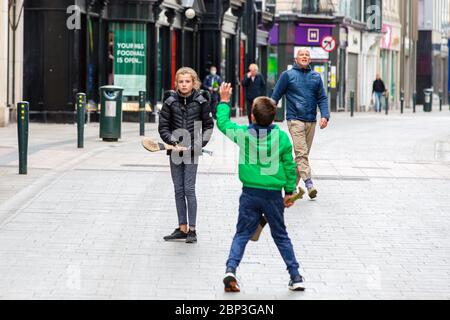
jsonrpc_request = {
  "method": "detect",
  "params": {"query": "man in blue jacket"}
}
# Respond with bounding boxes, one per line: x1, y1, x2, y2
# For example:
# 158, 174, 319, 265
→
271, 48, 330, 199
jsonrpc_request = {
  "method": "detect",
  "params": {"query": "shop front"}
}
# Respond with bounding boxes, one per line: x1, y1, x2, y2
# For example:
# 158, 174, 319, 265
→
380, 23, 401, 108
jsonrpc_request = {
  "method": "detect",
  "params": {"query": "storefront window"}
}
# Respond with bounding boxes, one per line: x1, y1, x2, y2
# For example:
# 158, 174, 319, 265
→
267, 46, 278, 95
109, 22, 147, 98
302, 0, 320, 14
339, 0, 362, 21
391, 52, 397, 99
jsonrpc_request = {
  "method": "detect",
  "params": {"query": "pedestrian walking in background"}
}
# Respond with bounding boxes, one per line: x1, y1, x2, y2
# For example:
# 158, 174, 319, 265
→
241, 64, 266, 124
272, 48, 330, 199
372, 74, 387, 113
202, 65, 222, 119
216, 83, 305, 293
158, 67, 214, 244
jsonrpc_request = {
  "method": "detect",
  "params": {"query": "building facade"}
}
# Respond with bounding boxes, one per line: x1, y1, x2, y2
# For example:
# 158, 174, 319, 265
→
399, 0, 419, 109
378, 0, 401, 109
0, 1, 8, 127
416, 0, 449, 105
273, 0, 384, 112
273, 0, 425, 112
0, 0, 24, 127
19, 0, 269, 124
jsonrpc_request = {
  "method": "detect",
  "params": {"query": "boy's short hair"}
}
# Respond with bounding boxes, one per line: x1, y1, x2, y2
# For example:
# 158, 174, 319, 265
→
252, 97, 277, 126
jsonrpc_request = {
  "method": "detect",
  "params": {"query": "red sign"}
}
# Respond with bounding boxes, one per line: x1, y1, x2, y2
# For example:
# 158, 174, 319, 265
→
321, 36, 336, 52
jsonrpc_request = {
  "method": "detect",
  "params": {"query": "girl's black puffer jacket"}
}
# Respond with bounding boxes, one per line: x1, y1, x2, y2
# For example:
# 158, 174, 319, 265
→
158, 90, 214, 156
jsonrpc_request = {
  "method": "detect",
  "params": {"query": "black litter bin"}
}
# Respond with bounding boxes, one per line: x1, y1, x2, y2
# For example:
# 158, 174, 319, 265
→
99, 85, 124, 141
423, 88, 433, 112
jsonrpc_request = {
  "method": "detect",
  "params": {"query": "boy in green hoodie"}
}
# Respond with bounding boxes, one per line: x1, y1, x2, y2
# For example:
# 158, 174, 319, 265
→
217, 83, 305, 292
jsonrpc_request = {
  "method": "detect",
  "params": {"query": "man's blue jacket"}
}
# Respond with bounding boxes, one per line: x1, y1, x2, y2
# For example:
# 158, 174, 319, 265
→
271, 64, 330, 122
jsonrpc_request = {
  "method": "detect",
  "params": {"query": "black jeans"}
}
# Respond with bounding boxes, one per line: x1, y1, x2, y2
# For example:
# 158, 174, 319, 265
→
169, 159, 199, 227
210, 99, 219, 119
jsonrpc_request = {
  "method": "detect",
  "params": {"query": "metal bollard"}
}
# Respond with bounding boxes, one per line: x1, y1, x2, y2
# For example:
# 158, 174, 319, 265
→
385, 93, 389, 115
139, 91, 146, 136
400, 89, 404, 114
439, 91, 442, 112
413, 91, 416, 113
76, 93, 86, 148
17, 102, 29, 175
350, 91, 354, 117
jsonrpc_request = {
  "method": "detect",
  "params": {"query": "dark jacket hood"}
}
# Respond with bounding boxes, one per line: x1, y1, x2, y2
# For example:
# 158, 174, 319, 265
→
248, 123, 276, 138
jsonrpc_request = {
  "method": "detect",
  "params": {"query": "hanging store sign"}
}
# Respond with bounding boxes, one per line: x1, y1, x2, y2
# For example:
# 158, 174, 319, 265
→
294, 46, 329, 60
111, 23, 147, 96
295, 24, 335, 46
381, 24, 392, 49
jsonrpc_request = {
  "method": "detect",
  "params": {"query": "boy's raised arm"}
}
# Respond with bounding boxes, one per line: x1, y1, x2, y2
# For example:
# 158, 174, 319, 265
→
216, 83, 247, 143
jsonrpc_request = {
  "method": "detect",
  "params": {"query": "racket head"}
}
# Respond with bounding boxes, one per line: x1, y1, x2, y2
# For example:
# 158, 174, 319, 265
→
142, 137, 165, 152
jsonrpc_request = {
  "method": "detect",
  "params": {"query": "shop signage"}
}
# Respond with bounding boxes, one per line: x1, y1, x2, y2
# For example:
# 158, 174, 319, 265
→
111, 23, 147, 96
296, 24, 335, 46
294, 46, 329, 60
381, 24, 392, 49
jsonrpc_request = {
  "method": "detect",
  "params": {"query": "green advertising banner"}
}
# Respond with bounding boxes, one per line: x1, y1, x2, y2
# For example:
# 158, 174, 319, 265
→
111, 23, 147, 96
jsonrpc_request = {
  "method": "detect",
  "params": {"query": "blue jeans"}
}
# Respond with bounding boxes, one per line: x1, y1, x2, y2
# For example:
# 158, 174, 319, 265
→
374, 92, 383, 112
226, 187, 300, 278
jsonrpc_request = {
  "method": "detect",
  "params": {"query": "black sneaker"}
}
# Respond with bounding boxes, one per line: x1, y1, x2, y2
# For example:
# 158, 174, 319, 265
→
223, 268, 240, 292
289, 275, 305, 291
163, 228, 188, 241
186, 230, 197, 244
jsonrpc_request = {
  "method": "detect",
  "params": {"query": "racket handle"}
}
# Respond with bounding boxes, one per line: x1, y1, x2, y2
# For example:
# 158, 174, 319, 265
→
286, 187, 305, 204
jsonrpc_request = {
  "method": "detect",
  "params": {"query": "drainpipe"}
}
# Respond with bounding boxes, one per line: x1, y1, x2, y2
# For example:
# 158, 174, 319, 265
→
12, 0, 16, 108
7, 1, 10, 109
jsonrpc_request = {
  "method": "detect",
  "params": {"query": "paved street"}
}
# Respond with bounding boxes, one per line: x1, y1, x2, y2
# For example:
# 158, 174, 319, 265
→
0, 108, 450, 300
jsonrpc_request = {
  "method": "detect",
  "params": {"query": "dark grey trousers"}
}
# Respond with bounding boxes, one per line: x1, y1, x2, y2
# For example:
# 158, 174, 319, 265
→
169, 159, 199, 227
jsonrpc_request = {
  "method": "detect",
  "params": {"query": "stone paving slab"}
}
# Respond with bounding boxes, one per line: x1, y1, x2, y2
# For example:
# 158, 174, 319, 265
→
0, 111, 450, 299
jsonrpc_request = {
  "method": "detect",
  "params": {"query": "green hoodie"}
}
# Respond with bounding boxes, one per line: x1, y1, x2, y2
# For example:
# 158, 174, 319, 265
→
216, 102, 297, 193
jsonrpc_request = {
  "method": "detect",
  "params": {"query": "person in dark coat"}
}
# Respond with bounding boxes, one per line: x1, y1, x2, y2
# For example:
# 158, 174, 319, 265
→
241, 64, 266, 124
202, 65, 222, 119
158, 67, 214, 244
372, 74, 387, 112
